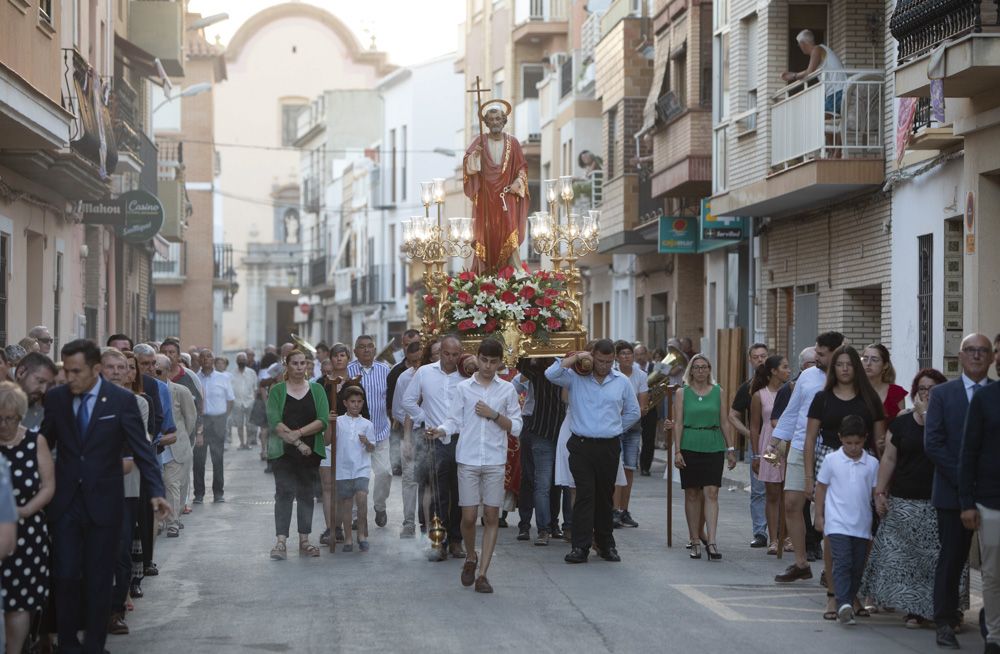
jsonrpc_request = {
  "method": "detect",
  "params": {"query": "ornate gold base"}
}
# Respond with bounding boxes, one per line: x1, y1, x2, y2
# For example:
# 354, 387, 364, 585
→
458, 321, 589, 368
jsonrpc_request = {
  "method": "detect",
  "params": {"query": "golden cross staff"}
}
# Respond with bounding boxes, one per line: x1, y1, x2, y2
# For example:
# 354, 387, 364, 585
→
466, 75, 491, 141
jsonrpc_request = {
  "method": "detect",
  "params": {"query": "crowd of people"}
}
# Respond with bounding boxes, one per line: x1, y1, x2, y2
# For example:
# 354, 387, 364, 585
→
0, 322, 997, 651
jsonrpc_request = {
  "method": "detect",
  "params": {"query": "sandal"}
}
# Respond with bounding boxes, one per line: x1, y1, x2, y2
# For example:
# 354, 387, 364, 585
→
767, 542, 779, 555
689, 542, 702, 559
783, 538, 794, 552
299, 541, 321, 557
270, 541, 287, 560
823, 592, 837, 621
854, 606, 871, 618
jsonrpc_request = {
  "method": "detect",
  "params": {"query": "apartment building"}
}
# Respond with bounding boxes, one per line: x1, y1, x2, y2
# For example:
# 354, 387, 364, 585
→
708, 0, 892, 365
1, 0, 181, 347
887, 0, 1000, 383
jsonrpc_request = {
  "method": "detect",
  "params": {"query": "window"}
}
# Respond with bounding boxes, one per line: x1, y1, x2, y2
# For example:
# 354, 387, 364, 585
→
400, 125, 407, 201
606, 107, 617, 178
281, 103, 306, 146
53, 252, 63, 353
560, 56, 573, 97
700, 4, 713, 106
522, 64, 544, 99
389, 128, 397, 204
744, 15, 759, 130
713, 126, 728, 193
0, 234, 7, 346
917, 234, 933, 370
788, 5, 827, 72
153, 311, 180, 341
672, 48, 687, 109
717, 31, 730, 121
40, 0, 53, 24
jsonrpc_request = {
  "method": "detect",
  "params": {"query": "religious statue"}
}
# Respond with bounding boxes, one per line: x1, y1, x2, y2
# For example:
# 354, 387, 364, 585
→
463, 99, 529, 273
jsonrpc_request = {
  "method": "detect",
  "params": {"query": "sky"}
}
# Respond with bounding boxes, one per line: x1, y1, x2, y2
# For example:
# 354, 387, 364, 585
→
188, 0, 465, 66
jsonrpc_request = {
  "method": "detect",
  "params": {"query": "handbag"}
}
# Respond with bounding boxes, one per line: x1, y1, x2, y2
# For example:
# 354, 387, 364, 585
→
249, 397, 267, 427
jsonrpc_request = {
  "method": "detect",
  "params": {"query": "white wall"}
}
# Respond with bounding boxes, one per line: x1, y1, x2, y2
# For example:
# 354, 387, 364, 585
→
890, 157, 964, 388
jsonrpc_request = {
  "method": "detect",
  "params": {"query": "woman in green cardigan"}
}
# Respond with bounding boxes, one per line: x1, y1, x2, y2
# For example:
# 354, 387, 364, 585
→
266, 349, 329, 560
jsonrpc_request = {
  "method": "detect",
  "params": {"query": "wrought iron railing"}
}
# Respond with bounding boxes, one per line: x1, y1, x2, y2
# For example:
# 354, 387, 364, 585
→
113, 77, 141, 161
890, 0, 1000, 62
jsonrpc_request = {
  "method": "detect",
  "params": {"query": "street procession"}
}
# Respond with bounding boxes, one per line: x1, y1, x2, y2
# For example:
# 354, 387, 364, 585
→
2, 0, 1000, 652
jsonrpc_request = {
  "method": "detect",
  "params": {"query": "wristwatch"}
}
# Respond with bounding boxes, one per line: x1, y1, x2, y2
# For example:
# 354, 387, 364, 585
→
726, 447, 736, 452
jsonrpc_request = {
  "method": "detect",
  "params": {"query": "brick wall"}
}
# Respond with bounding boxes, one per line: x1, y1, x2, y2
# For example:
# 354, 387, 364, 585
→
759, 191, 893, 351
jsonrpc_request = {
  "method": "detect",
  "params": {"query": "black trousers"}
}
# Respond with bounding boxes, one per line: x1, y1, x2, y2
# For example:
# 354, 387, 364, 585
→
567, 435, 620, 551
934, 508, 974, 627
432, 437, 462, 544
273, 456, 318, 537
138, 486, 154, 567
194, 414, 227, 499
112, 498, 138, 613
639, 411, 658, 473
804, 499, 821, 550
52, 497, 121, 654
518, 430, 535, 529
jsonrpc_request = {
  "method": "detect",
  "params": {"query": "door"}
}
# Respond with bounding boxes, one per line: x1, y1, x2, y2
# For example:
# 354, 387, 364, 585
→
792, 284, 818, 362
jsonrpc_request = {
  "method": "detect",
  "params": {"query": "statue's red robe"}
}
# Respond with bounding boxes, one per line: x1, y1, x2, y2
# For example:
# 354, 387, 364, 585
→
463, 133, 529, 273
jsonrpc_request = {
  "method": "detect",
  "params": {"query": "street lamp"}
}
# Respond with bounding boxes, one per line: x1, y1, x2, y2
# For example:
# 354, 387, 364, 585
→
153, 83, 212, 114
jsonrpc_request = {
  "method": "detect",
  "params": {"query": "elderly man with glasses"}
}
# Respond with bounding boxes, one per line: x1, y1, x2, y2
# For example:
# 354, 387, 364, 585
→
26, 326, 53, 356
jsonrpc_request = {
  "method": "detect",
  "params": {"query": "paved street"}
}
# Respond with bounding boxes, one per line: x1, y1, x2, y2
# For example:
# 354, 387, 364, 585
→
121, 446, 974, 654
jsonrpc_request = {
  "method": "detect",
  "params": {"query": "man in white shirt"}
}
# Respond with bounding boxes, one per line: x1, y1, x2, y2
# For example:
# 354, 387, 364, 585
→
230, 353, 259, 450
765, 331, 844, 583
401, 335, 464, 561
392, 341, 428, 538
430, 338, 522, 593
195, 349, 234, 504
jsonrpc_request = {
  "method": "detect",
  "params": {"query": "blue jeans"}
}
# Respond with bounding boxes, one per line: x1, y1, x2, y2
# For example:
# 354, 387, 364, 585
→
828, 533, 869, 607
749, 456, 767, 538
517, 430, 557, 533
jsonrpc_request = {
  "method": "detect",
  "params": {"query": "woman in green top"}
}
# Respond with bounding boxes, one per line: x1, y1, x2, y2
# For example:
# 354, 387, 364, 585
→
673, 353, 737, 561
266, 349, 330, 560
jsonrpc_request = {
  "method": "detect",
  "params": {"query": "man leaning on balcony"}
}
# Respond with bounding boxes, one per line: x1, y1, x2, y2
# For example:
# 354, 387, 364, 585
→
782, 30, 846, 114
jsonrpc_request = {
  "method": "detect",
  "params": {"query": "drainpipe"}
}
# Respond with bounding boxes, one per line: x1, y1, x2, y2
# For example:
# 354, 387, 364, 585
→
747, 216, 755, 350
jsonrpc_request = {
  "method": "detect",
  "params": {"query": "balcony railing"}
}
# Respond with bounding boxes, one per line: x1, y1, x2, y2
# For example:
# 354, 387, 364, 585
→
514, 99, 541, 143
770, 70, 884, 169
890, 0, 1000, 62
515, 0, 568, 23
581, 11, 604, 61
113, 77, 141, 162
351, 264, 393, 306
153, 242, 185, 279
213, 244, 238, 309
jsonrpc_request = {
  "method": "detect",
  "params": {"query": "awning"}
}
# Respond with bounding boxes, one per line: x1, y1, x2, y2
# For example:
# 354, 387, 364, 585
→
114, 33, 161, 81
641, 32, 672, 133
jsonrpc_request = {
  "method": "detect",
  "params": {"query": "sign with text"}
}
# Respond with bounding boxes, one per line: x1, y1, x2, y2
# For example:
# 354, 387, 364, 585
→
699, 198, 747, 252
116, 190, 164, 243
658, 216, 699, 254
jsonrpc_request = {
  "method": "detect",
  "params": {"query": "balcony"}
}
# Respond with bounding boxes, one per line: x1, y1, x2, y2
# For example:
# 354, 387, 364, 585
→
514, 99, 541, 144
894, 33, 1000, 98
308, 255, 333, 293
157, 140, 189, 242
513, 0, 569, 45
113, 77, 142, 174
213, 244, 238, 310
334, 269, 355, 305
153, 242, 185, 282
128, 0, 184, 76
907, 97, 964, 150
712, 70, 885, 218
351, 265, 392, 306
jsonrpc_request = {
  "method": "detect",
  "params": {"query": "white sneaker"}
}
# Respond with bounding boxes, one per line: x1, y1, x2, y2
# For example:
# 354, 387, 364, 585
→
837, 603, 855, 625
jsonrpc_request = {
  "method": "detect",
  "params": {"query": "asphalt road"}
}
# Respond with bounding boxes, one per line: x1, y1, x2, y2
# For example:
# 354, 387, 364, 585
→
119, 444, 976, 653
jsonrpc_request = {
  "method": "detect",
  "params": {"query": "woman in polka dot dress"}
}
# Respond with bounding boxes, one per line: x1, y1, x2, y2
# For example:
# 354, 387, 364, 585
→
0, 382, 54, 653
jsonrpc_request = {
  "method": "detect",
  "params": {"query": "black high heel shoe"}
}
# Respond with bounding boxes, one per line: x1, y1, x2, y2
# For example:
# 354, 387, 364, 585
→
706, 543, 722, 561
689, 542, 702, 559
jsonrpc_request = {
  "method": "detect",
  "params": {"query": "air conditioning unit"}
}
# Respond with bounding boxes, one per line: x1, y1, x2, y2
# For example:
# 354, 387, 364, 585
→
655, 90, 683, 123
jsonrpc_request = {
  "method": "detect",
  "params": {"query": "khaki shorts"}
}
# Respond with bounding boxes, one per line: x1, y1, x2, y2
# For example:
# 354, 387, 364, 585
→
457, 463, 506, 508
784, 446, 806, 492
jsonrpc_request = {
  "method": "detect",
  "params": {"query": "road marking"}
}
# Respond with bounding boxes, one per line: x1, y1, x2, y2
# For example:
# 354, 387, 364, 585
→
671, 585, 747, 621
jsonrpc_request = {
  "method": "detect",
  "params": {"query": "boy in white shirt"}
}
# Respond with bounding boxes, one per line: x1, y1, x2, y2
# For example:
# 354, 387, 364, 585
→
814, 415, 880, 625
336, 386, 375, 552
429, 338, 522, 593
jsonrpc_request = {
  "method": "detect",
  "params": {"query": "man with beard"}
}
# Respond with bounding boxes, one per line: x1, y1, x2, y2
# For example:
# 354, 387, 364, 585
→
15, 352, 56, 430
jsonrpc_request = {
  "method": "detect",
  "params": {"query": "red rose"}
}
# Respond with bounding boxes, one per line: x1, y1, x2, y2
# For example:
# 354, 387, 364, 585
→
544, 287, 559, 297
423, 294, 437, 306
535, 296, 554, 308
524, 307, 541, 317
501, 290, 517, 304
498, 265, 515, 280
476, 305, 488, 314
554, 272, 567, 281
480, 282, 497, 295
519, 320, 537, 335
459, 271, 474, 282
447, 286, 455, 294
484, 318, 498, 333
458, 319, 476, 332
546, 317, 562, 330
518, 285, 536, 299
457, 291, 472, 305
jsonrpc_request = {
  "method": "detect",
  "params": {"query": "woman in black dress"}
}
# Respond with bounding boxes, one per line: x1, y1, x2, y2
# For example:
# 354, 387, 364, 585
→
0, 382, 54, 652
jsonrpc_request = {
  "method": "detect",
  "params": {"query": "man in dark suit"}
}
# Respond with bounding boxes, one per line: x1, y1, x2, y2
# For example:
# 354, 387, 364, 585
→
925, 332, 993, 649
41, 339, 170, 654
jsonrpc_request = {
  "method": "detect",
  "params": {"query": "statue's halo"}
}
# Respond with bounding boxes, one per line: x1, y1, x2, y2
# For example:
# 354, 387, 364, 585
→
478, 99, 513, 122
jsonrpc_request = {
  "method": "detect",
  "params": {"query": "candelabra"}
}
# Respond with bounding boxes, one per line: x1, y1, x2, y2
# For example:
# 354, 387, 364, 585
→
527, 176, 601, 332
401, 178, 474, 336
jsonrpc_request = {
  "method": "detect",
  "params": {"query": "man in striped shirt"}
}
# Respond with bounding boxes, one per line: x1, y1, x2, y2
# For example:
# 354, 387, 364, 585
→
348, 335, 393, 528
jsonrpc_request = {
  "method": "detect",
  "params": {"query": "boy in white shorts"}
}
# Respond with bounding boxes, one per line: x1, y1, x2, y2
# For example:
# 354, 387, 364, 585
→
430, 338, 522, 593
336, 386, 375, 552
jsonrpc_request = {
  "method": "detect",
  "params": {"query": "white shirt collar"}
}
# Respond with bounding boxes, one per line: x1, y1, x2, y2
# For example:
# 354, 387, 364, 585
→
961, 374, 987, 390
